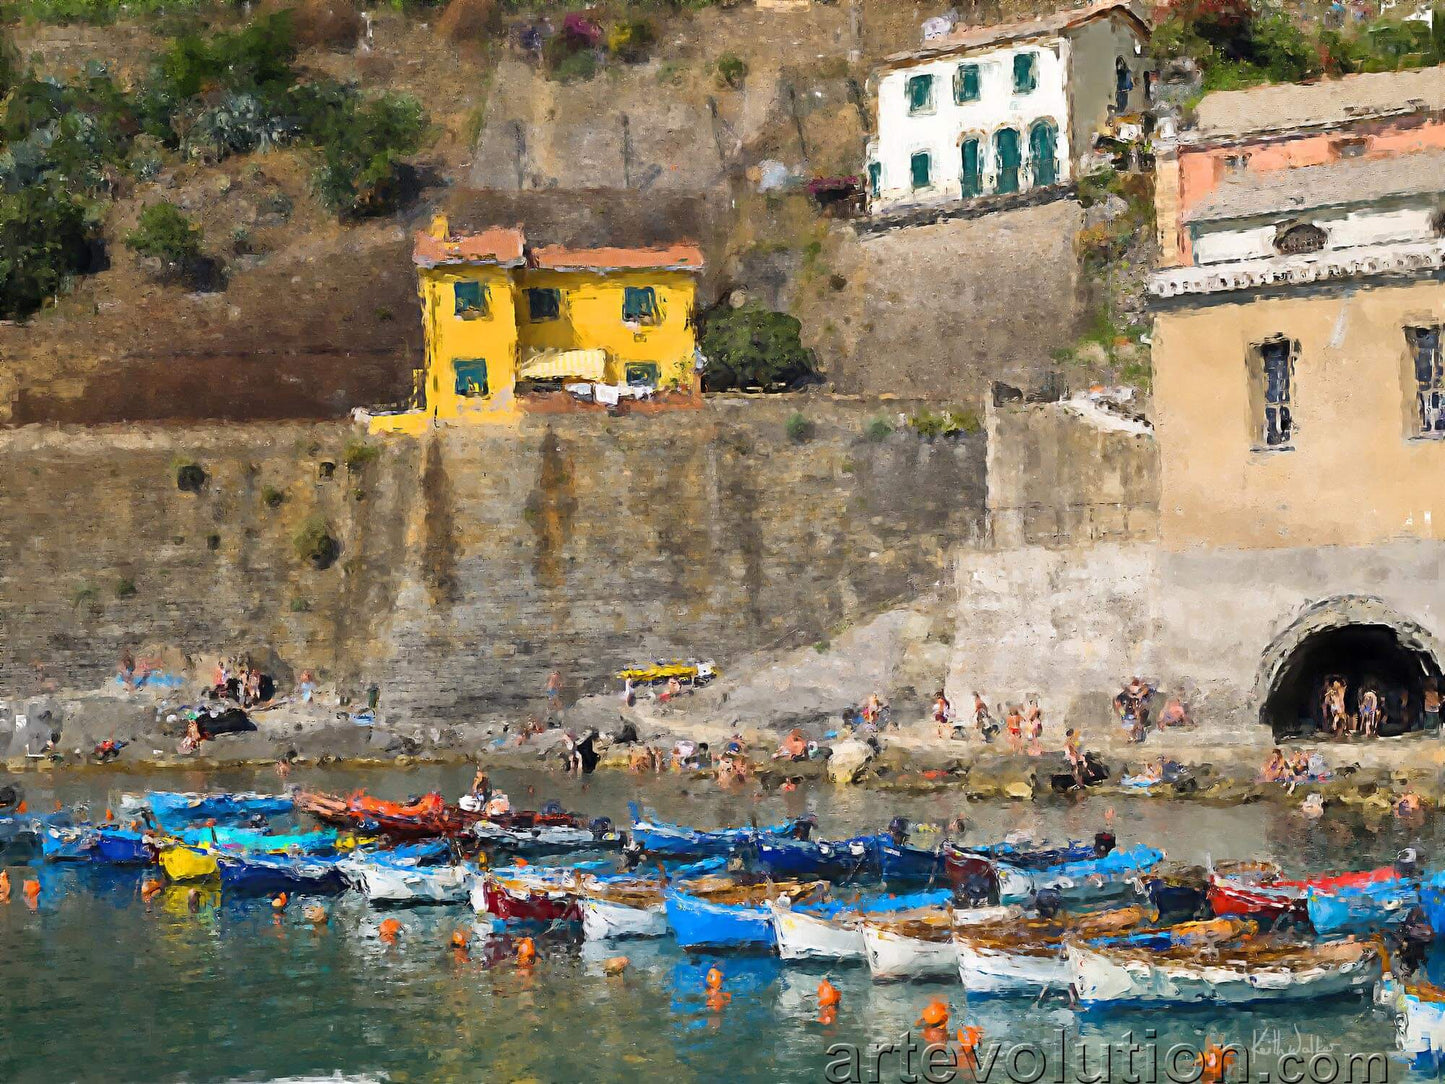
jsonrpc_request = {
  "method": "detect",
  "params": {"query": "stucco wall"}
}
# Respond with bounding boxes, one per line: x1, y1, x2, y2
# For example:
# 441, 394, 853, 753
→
841, 199, 1087, 397
946, 537, 1445, 741
1064, 13, 1148, 170
0, 400, 985, 721
1153, 279, 1445, 550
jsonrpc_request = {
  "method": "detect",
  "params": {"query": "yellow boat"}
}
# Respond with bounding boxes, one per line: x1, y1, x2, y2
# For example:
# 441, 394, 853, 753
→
159, 843, 219, 882
615, 659, 717, 686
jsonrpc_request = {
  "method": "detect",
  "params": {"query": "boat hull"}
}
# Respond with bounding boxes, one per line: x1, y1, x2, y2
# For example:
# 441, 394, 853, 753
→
1307, 882, 1418, 936
876, 842, 945, 884
476, 876, 581, 923
1067, 943, 1381, 1006
95, 830, 152, 866
352, 861, 470, 905
665, 889, 775, 951
581, 897, 668, 940
753, 836, 882, 883
216, 854, 347, 896
956, 941, 1068, 996
42, 825, 98, 862
863, 926, 955, 981
159, 845, 220, 882
771, 904, 866, 962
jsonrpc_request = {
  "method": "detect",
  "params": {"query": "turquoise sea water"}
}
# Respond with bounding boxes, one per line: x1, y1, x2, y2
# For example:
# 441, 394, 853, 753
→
0, 763, 1436, 1083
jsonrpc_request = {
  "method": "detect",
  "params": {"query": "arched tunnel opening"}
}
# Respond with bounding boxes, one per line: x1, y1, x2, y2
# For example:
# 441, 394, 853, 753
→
1262, 623, 1444, 739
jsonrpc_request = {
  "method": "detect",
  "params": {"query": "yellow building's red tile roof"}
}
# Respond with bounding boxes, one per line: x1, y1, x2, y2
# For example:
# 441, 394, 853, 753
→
529, 244, 706, 273
413, 226, 527, 268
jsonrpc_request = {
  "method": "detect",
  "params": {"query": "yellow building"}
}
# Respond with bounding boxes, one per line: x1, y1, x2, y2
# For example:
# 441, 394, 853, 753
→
369, 218, 705, 434
1149, 146, 1445, 551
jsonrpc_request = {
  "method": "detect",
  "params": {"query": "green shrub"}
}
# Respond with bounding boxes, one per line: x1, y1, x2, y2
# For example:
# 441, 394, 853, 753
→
716, 53, 748, 88
126, 201, 202, 269
785, 411, 813, 442
700, 303, 819, 391
864, 416, 893, 442
114, 577, 137, 598
289, 596, 311, 612
908, 406, 982, 439
176, 462, 207, 492
607, 18, 655, 62
311, 93, 428, 218
260, 484, 285, 508
293, 515, 340, 569
548, 48, 598, 83
343, 439, 381, 471
0, 186, 94, 320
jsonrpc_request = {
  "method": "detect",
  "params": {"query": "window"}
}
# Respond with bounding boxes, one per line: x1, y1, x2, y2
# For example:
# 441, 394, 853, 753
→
526, 287, 561, 321
955, 63, 980, 104
623, 286, 658, 324
1274, 222, 1327, 255
454, 280, 487, 317
1029, 120, 1058, 188
993, 127, 1020, 194
1256, 337, 1295, 448
960, 138, 982, 198
867, 161, 881, 197
910, 151, 931, 189
625, 362, 661, 387
1012, 52, 1038, 94
453, 359, 488, 398
1407, 326, 1445, 436
906, 73, 934, 115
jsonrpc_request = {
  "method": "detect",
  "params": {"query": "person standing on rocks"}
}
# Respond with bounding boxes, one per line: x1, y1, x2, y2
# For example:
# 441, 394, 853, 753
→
1025, 698, 1044, 756
546, 670, 564, 722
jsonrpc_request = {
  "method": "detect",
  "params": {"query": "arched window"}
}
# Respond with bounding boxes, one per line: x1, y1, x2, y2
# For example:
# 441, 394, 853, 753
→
1273, 222, 1327, 255
1028, 120, 1058, 188
993, 128, 1021, 194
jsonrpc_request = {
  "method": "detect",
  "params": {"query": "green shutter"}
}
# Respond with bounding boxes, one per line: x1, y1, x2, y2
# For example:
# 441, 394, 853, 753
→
993, 128, 1020, 194
867, 161, 881, 196
910, 151, 931, 189
454, 280, 486, 316
960, 139, 982, 197
625, 362, 661, 387
955, 63, 980, 103
623, 286, 657, 322
906, 74, 933, 113
453, 359, 488, 397
1029, 121, 1058, 187
527, 288, 561, 321
1013, 52, 1037, 93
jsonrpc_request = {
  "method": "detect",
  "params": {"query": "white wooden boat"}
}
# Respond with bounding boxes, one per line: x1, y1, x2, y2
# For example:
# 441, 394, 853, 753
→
862, 906, 1016, 981
954, 911, 1243, 997
769, 889, 955, 962
1067, 938, 1380, 1006
581, 896, 669, 940
345, 857, 471, 905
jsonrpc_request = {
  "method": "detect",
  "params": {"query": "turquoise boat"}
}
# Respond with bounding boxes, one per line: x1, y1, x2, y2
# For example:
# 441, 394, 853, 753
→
179, 826, 339, 854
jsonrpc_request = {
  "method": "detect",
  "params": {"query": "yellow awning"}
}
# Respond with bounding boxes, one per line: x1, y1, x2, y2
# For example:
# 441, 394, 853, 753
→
519, 348, 608, 382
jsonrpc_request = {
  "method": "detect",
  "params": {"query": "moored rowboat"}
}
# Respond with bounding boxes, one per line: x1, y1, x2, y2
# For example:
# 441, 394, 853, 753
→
862, 905, 1018, 981
769, 888, 954, 962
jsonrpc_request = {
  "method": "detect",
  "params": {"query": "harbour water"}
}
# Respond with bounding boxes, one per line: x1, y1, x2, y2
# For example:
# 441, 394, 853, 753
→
1, 763, 1437, 1083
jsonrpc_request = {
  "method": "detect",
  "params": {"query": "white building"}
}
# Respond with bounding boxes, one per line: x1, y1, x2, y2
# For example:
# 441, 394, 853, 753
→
866, 0, 1150, 215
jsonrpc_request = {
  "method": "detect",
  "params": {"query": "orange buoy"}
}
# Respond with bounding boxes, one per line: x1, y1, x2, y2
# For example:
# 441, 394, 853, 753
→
1197, 1042, 1237, 1084
705, 966, 724, 990
105, 808, 114, 822
514, 857, 528, 867
958, 1025, 984, 1070
304, 905, 328, 925
271, 892, 289, 912
379, 917, 402, 943
0, 870, 10, 902
141, 877, 162, 900
602, 956, 629, 976
15, 800, 26, 814
918, 999, 949, 1045
817, 978, 841, 1008
516, 936, 537, 966
705, 987, 731, 1011
22, 878, 40, 909
450, 928, 470, 949
54, 800, 62, 812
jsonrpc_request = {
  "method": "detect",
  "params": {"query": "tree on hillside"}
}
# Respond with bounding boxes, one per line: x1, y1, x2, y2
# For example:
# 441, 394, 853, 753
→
700, 303, 819, 392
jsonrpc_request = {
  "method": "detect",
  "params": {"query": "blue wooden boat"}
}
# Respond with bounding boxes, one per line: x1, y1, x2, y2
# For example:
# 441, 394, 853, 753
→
215, 852, 347, 895
142, 791, 294, 829
965, 838, 1100, 871
42, 824, 99, 861
665, 880, 825, 951
95, 828, 152, 866
753, 834, 886, 882
875, 840, 946, 883
1421, 871, 1445, 935
178, 826, 340, 854
1307, 877, 1418, 936
999, 845, 1165, 905
628, 803, 800, 858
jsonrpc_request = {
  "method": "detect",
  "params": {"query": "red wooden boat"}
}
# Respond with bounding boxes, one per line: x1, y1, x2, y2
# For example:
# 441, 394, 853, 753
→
478, 873, 581, 923
1207, 860, 1399, 920
297, 790, 468, 839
